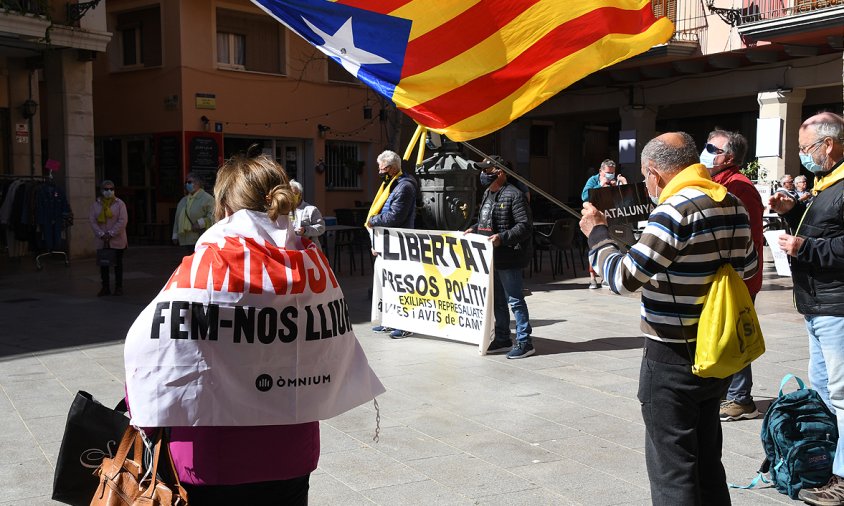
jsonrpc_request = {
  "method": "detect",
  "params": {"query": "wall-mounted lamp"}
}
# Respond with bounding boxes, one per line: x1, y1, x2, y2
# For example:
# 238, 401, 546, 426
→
317, 124, 330, 138
200, 115, 210, 131
21, 99, 38, 119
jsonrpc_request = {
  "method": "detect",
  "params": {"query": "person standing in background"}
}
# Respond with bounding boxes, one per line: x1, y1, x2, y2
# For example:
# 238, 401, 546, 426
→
700, 129, 765, 422
367, 150, 418, 339
581, 159, 627, 289
89, 180, 128, 296
290, 179, 326, 249
794, 175, 813, 203
172, 172, 215, 252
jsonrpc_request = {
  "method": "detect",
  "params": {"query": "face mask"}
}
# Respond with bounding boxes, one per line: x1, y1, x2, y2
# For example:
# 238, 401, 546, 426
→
800, 152, 828, 175
480, 172, 497, 186
699, 149, 717, 169
649, 194, 659, 205
603, 172, 615, 181
185, 182, 194, 192
102, 190, 114, 198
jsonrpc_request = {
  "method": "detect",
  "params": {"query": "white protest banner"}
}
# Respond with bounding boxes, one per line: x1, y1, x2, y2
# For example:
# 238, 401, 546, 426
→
764, 230, 792, 277
370, 227, 494, 353
125, 210, 385, 427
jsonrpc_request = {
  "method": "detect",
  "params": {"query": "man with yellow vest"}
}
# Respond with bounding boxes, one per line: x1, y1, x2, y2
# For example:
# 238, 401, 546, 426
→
172, 172, 215, 252
366, 150, 418, 339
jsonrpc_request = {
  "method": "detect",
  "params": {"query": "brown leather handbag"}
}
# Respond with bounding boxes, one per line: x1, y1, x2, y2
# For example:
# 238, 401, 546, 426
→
90, 426, 188, 506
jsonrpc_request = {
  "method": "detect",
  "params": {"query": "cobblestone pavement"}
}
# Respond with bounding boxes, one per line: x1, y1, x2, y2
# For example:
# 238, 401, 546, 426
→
0, 246, 805, 505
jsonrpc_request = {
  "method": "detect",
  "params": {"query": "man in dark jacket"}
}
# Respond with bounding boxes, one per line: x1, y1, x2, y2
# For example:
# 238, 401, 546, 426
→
771, 112, 844, 506
467, 157, 534, 359
367, 149, 419, 339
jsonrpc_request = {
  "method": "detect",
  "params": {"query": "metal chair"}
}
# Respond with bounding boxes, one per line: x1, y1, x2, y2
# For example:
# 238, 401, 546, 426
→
534, 218, 578, 279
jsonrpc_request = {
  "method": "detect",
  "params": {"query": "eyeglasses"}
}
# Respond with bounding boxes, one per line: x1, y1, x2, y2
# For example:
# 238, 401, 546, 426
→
704, 143, 725, 155
798, 138, 826, 155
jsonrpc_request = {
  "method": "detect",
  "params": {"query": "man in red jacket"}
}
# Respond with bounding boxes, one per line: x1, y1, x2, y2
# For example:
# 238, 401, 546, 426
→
700, 129, 764, 421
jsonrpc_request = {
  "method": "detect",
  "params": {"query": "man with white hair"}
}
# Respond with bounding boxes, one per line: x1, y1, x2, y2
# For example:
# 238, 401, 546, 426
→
289, 179, 325, 249
770, 112, 844, 506
794, 174, 813, 203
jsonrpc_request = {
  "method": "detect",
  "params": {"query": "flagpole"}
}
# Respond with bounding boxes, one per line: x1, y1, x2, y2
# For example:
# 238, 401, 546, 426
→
461, 141, 582, 221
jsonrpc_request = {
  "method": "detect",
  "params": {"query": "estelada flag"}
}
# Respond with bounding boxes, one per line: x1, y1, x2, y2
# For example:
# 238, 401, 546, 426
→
252, 0, 674, 141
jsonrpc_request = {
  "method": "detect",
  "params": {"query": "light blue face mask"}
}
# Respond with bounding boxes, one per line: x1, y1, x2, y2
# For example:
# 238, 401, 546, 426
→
699, 149, 717, 169
185, 182, 194, 192
800, 152, 827, 175
603, 172, 616, 181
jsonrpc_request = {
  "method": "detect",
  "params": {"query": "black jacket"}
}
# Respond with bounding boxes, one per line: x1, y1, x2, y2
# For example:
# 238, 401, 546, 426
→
782, 177, 844, 315
472, 183, 533, 269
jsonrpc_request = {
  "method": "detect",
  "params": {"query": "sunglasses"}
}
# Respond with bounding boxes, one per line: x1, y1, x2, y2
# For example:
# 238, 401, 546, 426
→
704, 143, 725, 155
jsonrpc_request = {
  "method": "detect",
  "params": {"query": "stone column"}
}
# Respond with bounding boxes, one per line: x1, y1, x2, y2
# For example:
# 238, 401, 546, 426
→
757, 89, 806, 183
618, 105, 657, 182
44, 49, 96, 258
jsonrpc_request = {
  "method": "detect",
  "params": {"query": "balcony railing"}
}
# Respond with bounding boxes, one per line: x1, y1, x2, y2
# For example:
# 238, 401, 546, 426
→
653, 0, 710, 45
740, 0, 844, 22
0, 0, 47, 16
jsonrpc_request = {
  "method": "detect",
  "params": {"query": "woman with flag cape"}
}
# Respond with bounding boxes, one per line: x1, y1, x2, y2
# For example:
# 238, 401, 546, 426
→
124, 152, 385, 505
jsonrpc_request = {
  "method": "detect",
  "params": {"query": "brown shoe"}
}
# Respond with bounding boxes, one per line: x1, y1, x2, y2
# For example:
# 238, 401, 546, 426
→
798, 475, 844, 506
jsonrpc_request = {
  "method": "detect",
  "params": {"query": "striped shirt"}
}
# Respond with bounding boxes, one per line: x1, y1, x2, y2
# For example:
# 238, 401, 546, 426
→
588, 187, 758, 344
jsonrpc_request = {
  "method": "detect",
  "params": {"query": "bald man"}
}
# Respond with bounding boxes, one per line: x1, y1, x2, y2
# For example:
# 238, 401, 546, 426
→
580, 131, 758, 504
770, 112, 844, 506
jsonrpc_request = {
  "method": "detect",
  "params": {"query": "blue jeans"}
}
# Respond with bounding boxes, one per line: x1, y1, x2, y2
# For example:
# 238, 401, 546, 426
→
493, 268, 531, 344
806, 314, 844, 477
726, 365, 753, 404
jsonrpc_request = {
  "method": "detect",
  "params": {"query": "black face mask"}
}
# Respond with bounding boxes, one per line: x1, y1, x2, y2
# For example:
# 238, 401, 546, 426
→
479, 172, 497, 186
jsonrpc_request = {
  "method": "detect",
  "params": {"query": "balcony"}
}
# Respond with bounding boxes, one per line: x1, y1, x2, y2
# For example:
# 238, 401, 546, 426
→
652, 0, 709, 44
738, 0, 844, 46
0, 0, 46, 16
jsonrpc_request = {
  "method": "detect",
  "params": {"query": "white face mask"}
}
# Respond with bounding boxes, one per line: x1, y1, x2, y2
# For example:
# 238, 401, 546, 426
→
102, 189, 114, 198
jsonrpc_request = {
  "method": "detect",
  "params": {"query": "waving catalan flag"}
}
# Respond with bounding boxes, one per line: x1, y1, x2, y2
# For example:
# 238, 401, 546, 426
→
253, 0, 674, 141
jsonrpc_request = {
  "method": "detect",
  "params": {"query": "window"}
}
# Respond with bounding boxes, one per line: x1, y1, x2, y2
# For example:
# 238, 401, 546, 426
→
327, 57, 359, 84
115, 6, 162, 68
216, 8, 285, 74
325, 142, 362, 190
217, 32, 246, 69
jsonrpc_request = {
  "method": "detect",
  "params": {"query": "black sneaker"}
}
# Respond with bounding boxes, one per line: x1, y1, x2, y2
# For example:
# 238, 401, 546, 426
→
507, 341, 535, 359
487, 339, 512, 354
372, 325, 393, 333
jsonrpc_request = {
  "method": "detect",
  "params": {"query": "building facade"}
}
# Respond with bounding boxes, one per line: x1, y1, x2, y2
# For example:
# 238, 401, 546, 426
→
0, 1, 110, 259
94, 0, 394, 251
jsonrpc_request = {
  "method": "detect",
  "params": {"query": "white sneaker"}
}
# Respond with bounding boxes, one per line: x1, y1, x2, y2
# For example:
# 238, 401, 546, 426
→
588, 280, 599, 289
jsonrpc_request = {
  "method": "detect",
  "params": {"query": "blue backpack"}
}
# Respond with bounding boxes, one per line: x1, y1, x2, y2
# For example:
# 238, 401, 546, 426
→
736, 374, 838, 499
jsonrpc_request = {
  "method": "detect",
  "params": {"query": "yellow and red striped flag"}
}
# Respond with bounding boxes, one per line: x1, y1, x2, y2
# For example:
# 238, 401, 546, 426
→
254, 0, 674, 141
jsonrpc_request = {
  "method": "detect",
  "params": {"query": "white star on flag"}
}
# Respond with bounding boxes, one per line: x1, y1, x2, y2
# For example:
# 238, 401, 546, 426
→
303, 16, 389, 77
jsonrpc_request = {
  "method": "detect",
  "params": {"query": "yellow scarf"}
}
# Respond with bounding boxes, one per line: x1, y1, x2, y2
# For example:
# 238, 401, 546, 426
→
179, 192, 198, 234
812, 159, 844, 195
658, 163, 727, 204
97, 197, 115, 223
365, 171, 402, 227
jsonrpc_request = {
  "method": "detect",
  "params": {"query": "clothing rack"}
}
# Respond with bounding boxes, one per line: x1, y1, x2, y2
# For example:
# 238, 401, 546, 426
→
0, 173, 72, 269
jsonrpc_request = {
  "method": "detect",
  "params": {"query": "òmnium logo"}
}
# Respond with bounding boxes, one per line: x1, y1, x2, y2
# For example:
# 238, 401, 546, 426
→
255, 374, 273, 392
